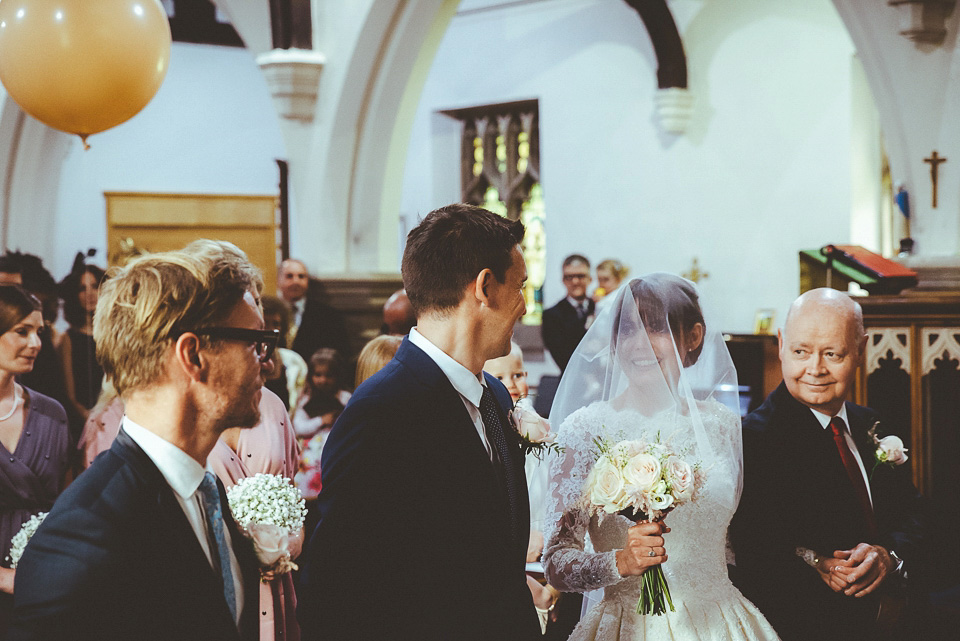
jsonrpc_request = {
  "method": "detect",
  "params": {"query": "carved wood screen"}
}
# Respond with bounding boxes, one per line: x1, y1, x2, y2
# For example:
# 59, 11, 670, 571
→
857, 295, 960, 586
443, 100, 545, 324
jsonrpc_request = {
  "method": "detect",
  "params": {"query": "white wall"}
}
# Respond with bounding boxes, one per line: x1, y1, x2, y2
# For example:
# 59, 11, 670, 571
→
401, 0, 864, 334
6, 42, 286, 281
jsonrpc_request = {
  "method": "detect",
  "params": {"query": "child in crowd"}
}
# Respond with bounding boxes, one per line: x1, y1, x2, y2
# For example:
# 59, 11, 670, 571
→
355, 335, 402, 388
483, 342, 560, 633
292, 348, 350, 440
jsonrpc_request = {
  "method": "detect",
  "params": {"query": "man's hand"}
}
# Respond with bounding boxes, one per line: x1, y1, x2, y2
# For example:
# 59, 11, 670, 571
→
830, 543, 894, 597
615, 521, 670, 577
813, 553, 855, 593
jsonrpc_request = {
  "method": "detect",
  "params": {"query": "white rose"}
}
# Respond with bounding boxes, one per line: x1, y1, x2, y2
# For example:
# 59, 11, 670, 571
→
622, 453, 661, 494
513, 398, 553, 443
665, 456, 694, 501
589, 457, 628, 512
245, 522, 293, 568
877, 435, 908, 465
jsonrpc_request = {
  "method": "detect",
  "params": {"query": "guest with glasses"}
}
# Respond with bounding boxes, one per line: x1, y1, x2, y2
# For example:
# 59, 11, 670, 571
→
542, 254, 595, 372
10, 244, 264, 641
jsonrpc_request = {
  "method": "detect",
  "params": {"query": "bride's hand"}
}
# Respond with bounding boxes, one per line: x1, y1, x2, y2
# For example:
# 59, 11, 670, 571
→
615, 521, 670, 577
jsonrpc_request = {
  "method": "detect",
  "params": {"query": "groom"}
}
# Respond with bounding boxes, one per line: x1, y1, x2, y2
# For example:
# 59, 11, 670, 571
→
297, 204, 541, 640
731, 288, 924, 641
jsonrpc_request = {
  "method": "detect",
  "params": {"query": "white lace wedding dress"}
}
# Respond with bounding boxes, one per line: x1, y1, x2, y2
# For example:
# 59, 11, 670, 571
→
543, 401, 780, 641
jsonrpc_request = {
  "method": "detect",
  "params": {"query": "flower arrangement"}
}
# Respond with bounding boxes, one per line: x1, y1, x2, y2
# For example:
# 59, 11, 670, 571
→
867, 422, 908, 481
584, 433, 702, 615
7, 512, 47, 569
227, 474, 308, 576
509, 397, 563, 460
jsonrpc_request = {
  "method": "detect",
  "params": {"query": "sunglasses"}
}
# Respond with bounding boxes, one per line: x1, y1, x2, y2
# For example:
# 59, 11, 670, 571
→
186, 327, 279, 362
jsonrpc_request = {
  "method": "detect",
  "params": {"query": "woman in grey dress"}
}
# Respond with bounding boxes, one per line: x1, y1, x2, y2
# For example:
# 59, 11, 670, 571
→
0, 285, 68, 634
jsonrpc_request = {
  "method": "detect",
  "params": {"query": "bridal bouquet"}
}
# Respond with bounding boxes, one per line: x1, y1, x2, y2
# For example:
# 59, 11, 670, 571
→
7, 512, 47, 568
227, 473, 308, 576
584, 434, 702, 615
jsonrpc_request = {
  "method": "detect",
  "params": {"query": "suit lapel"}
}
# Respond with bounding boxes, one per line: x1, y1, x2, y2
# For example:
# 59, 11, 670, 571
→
111, 430, 245, 636
394, 340, 521, 551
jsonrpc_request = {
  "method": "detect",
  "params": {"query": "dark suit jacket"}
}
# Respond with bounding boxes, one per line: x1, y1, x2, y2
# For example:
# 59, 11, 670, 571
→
297, 338, 541, 640
730, 383, 925, 641
9, 429, 260, 641
290, 286, 351, 363
541, 298, 594, 371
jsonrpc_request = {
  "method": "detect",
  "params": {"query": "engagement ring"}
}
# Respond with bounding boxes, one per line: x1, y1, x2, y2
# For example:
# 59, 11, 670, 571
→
649, 549, 655, 557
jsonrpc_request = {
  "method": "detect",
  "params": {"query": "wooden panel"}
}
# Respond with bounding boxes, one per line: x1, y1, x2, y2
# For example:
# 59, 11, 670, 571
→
106, 192, 276, 227
105, 192, 279, 295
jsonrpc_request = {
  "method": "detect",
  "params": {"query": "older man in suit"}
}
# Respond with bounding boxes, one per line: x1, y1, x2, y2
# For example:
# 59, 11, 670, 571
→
277, 258, 350, 362
731, 288, 924, 641
541, 254, 594, 372
10, 244, 275, 640
298, 204, 541, 640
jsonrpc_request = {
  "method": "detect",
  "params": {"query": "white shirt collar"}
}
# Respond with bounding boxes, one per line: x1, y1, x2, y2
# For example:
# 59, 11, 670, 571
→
121, 416, 208, 500
811, 404, 851, 432
408, 327, 485, 408
566, 296, 587, 310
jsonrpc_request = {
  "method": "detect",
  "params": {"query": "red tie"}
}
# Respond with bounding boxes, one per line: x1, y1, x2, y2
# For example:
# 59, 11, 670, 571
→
829, 417, 877, 538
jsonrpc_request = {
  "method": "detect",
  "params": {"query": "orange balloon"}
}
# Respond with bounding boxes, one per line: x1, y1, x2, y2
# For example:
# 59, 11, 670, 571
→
0, 0, 171, 140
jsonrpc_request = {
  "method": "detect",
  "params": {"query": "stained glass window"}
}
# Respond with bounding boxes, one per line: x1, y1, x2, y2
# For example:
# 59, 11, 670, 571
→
442, 100, 545, 323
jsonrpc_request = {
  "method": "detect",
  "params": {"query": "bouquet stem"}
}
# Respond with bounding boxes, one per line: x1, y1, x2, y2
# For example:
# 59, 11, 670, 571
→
637, 565, 674, 616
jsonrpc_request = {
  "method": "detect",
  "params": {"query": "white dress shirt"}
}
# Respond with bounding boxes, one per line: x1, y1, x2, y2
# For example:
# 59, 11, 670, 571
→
291, 297, 306, 329
810, 405, 873, 506
409, 328, 494, 460
122, 417, 244, 624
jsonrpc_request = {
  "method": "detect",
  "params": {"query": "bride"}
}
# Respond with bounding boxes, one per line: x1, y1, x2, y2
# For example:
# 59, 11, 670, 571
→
542, 274, 780, 640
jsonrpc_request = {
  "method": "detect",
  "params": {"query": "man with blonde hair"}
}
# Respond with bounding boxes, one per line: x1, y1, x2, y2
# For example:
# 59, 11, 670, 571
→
10, 244, 276, 641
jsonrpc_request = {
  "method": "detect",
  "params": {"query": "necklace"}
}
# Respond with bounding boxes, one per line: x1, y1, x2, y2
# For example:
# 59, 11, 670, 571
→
0, 385, 23, 422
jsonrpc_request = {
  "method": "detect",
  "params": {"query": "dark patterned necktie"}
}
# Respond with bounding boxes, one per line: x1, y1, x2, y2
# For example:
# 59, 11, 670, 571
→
829, 417, 878, 538
198, 472, 238, 624
479, 387, 522, 547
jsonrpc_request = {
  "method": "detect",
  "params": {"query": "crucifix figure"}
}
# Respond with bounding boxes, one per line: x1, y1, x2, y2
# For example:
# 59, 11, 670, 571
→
924, 151, 947, 208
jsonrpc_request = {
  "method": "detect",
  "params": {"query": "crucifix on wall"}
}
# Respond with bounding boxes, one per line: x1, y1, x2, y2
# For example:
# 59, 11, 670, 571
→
924, 151, 947, 208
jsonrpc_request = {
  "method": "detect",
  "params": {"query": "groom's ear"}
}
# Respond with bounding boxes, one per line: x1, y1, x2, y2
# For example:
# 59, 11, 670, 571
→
474, 268, 494, 306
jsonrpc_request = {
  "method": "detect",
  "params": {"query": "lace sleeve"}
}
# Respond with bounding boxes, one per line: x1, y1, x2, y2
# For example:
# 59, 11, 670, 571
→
542, 501, 622, 592
541, 404, 623, 593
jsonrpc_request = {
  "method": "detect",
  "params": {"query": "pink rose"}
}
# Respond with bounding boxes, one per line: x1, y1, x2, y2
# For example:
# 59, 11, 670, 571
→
512, 398, 553, 443
877, 435, 908, 465
245, 523, 300, 573
664, 456, 694, 501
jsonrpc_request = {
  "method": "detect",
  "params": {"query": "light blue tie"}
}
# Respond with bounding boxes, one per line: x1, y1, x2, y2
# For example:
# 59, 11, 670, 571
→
198, 472, 238, 624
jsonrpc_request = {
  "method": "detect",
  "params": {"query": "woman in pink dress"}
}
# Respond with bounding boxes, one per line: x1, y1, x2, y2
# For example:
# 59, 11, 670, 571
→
209, 387, 303, 641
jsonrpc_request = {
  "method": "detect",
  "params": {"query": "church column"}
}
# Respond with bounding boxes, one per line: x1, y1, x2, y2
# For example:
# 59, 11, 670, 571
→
833, 0, 960, 258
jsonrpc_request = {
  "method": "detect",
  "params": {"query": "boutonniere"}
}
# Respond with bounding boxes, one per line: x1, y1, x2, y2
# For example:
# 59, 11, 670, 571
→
866, 422, 908, 481
508, 397, 564, 460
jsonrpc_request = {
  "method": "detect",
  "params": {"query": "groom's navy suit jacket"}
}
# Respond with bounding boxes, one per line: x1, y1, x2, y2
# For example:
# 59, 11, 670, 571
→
731, 383, 925, 641
298, 338, 541, 640
9, 429, 260, 641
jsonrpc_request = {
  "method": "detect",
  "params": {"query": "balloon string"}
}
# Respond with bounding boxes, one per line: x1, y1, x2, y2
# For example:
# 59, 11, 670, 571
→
79, 135, 90, 151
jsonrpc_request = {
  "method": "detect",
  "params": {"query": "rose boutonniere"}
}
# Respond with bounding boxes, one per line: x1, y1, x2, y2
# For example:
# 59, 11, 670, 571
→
509, 397, 563, 460
867, 422, 908, 481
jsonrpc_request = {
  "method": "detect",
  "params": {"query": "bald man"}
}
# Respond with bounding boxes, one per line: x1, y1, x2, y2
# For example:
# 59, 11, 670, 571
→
730, 289, 925, 641
381, 289, 416, 335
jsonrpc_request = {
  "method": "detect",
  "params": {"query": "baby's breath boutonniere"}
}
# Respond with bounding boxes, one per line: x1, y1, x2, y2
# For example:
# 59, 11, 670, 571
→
509, 397, 563, 460
867, 422, 908, 481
